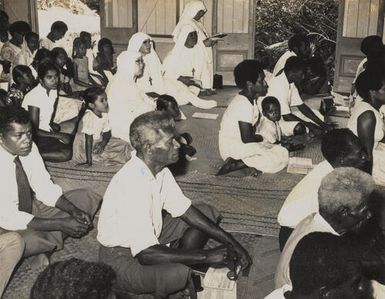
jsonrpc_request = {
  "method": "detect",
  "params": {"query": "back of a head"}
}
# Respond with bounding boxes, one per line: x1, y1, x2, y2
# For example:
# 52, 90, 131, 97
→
0, 105, 30, 134
233, 60, 263, 89
129, 111, 175, 152
80, 31, 91, 41
9, 21, 31, 36
288, 34, 309, 51
318, 167, 374, 220
31, 258, 116, 299
12, 64, 32, 84
25, 31, 39, 43
51, 21, 68, 33
284, 56, 304, 74
361, 35, 383, 56
98, 38, 113, 53
355, 67, 385, 101
290, 232, 359, 295
50, 47, 67, 60
321, 129, 356, 164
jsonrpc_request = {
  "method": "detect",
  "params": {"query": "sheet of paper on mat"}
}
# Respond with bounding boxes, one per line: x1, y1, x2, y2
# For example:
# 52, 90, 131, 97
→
287, 157, 313, 175
54, 96, 83, 124
192, 112, 218, 120
198, 267, 237, 299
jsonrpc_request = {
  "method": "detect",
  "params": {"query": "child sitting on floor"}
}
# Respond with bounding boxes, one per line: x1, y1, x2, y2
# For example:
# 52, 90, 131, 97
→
94, 38, 116, 87
6, 65, 35, 106
73, 86, 131, 167
257, 96, 305, 152
156, 94, 196, 175
71, 37, 95, 93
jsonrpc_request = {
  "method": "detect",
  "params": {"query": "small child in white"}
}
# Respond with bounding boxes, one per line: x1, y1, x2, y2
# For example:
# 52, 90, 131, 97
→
73, 86, 131, 166
257, 96, 305, 151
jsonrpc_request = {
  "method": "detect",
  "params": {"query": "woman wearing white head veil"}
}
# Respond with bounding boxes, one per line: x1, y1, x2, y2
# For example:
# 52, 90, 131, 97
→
106, 50, 155, 142
128, 31, 216, 109
171, 1, 215, 93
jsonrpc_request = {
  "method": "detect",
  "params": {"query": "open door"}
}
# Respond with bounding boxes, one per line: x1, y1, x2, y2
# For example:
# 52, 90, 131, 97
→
214, 0, 255, 85
334, 0, 384, 94
100, 0, 138, 55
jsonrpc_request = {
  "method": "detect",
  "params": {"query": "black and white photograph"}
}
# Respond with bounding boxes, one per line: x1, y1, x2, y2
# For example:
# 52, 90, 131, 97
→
0, 0, 384, 298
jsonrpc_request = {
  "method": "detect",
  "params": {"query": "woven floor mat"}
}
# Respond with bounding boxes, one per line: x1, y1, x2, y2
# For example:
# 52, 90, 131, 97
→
3, 231, 276, 299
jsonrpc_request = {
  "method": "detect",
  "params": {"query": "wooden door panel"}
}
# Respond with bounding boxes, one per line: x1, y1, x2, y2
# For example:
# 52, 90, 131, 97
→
100, 0, 138, 54
334, 0, 384, 94
215, 0, 254, 85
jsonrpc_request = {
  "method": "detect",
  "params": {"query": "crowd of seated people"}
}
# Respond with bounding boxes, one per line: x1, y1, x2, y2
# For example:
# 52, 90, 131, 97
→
1, 3, 385, 298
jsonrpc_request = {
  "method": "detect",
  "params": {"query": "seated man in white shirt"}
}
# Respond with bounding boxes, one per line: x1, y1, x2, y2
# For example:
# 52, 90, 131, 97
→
273, 34, 311, 76
266, 232, 374, 299
275, 167, 385, 296
97, 111, 252, 298
277, 129, 370, 250
266, 57, 332, 136
0, 105, 101, 267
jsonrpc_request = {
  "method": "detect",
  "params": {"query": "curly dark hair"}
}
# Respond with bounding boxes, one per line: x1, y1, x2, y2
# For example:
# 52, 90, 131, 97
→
31, 258, 116, 299
233, 60, 264, 89
290, 232, 360, 295
0, 106, 30, 134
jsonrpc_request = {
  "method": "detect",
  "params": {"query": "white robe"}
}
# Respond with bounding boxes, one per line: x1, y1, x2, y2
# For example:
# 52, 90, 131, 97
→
171, 1, 213, 89
128, 32, 216, 109
106, 51, 154, 142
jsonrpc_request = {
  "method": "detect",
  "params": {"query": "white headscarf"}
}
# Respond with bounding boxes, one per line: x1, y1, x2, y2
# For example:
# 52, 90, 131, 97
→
115, 50, 142, 80
107, 50, 155, 142
172, 1, 208, 42
127, 32, 165, 93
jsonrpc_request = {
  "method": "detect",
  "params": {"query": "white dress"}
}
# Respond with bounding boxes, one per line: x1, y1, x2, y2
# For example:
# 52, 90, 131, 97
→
127, 32, 216, 109
106, 51, 155, 142
219, 94, 289, 173
347, 101, 385, 185
171, 1, 213, 89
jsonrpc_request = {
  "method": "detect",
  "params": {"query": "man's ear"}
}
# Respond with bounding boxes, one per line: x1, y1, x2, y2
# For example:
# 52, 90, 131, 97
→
143, 142, 153, 155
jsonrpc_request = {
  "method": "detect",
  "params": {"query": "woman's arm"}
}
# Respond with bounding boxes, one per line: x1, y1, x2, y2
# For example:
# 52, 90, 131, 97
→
28, 106, 71, 144
357, 110, 376, 172
238, 121, 263, 143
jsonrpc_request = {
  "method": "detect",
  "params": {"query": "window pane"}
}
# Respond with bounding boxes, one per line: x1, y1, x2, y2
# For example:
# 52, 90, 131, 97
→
105, 0, 133, 28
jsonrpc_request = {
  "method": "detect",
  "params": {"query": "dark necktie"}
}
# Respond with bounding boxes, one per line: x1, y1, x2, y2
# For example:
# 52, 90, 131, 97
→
14, 156, 33, 213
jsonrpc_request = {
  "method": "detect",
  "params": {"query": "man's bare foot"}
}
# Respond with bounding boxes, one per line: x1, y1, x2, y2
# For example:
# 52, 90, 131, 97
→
216, 158, 248, 176
26, 253, 50, 271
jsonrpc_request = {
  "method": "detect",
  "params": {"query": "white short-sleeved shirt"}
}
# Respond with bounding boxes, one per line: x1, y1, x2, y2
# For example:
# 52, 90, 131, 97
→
22, 84, 57, 131
80, 110, 111, 140
255, 116, 282, 144
39, 37, 55, 51
277, 160, 333, 228
219, 94, 260, 156
0, 144, 63, 230
265, 73, 303, 115
97, 154, 191, 256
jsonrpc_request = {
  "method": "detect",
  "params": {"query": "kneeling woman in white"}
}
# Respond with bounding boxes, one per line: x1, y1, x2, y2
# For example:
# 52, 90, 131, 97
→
127, 32, 216, 109
218, 60, 289, 175
106, 51, 155, 143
